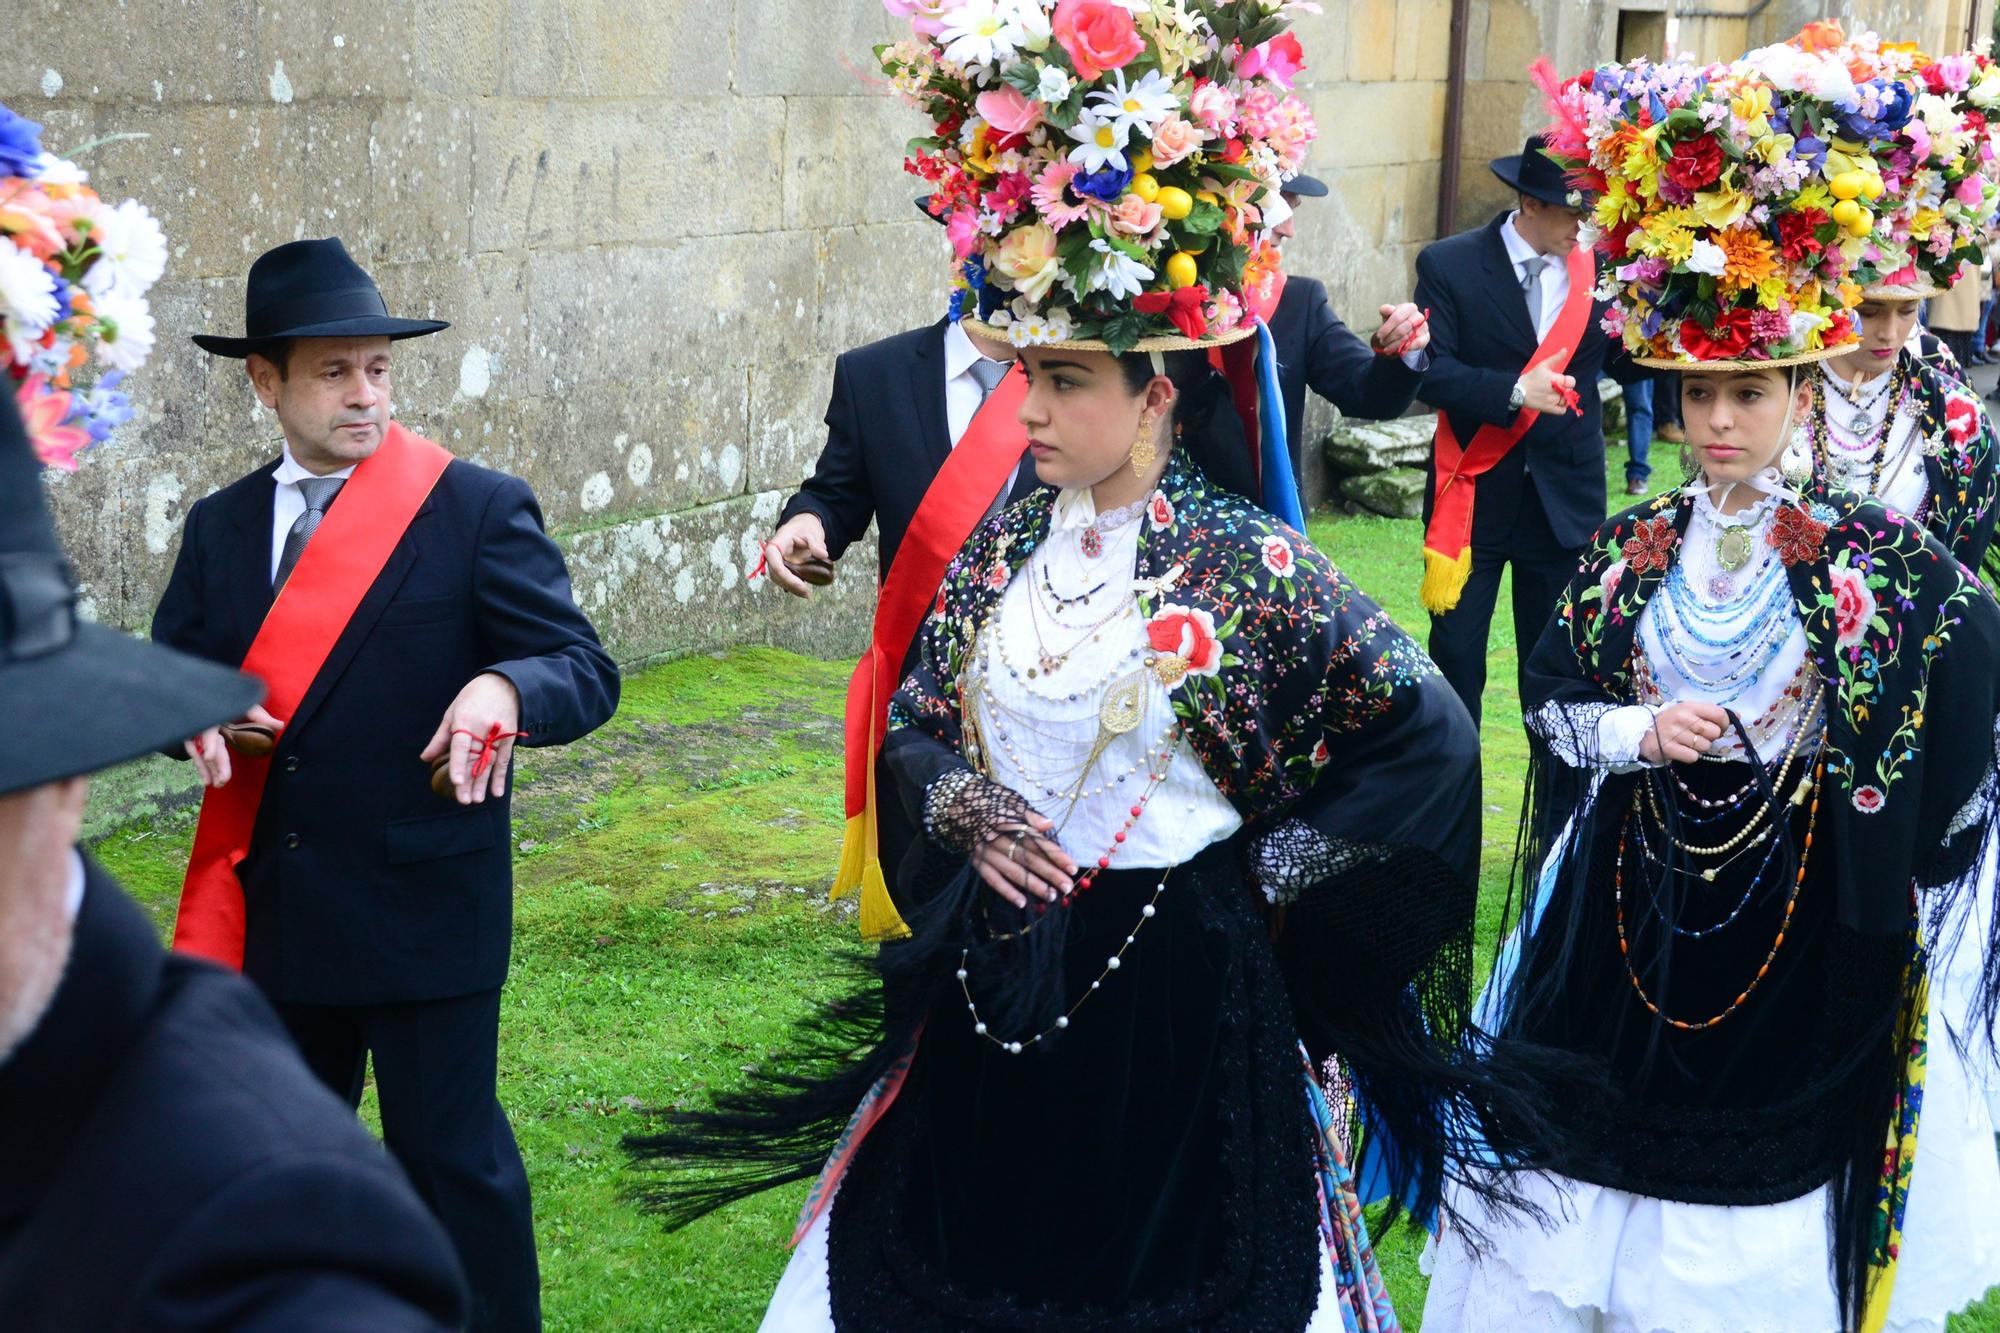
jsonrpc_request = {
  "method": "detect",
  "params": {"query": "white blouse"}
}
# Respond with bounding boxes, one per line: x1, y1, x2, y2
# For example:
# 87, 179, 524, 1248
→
968, 486, 1242, 867
1573, 480, 1822, 769
1804, 363, 1930, 517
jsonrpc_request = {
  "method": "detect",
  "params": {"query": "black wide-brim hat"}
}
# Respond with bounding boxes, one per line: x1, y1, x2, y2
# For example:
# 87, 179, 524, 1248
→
1, 394, 260, 797
191, 237, 448, 358
1490, 134, 1574, 208
1283, 173, 1328, 198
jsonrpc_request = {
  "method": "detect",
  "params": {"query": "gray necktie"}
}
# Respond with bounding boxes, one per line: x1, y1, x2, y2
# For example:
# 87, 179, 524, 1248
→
274, 475, 344, 592
1519, 254, 1549, 294
967, 358, 1015, 519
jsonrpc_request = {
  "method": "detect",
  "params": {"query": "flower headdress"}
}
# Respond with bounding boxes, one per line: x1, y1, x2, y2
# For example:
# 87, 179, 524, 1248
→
880, 0, 1321, 353
1536, 42, 1894, 369
1761, 25, 2000, 300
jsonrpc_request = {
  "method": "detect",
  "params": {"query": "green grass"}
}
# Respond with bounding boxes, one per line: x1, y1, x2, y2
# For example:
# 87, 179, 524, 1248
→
86, 448, 2000, 1330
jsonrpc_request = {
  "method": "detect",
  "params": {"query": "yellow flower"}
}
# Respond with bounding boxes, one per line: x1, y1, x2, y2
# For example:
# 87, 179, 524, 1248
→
1836, 278, 1863, 308
1633, 206, 1697, 263
1909, 206, 1944, 238
1731, 86, 1773, 137
1794, 181, 1833, 213
1594, 177, 1638, 228
1750, 133, 1796, 167
1618, 126, 1663, 199
1693, 186, 1751, 230
1754, 274, 1791, 309
964, 122, 1001, 176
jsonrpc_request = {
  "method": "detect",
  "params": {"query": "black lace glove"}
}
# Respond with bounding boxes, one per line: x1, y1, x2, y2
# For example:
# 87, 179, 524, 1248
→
923, 768, 1076, 906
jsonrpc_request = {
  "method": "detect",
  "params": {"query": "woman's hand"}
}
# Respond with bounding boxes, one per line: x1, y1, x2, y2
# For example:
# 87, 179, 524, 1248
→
971, 810, 1076, 908
1639, 701, 1731, 765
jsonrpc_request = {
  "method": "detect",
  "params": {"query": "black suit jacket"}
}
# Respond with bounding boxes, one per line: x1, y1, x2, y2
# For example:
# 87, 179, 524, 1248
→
1413, 214, 1643, 550
152, 453, 620, 1005
1265, 274, 1424, 472
779, 318, 1043, 581
0, 860, 468, 1330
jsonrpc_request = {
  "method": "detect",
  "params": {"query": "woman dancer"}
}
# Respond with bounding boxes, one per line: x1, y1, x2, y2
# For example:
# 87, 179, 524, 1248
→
1425, 49, 2000, 1332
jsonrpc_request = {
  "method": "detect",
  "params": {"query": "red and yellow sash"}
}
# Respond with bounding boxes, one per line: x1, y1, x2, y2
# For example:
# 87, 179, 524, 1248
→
173, 423, 453, 967
832, 367, 1029, 941
1419, 244, 1594, 615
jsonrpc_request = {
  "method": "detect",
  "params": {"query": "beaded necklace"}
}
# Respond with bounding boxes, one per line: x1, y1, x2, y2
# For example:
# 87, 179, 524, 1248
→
1809, 359, 1914, 496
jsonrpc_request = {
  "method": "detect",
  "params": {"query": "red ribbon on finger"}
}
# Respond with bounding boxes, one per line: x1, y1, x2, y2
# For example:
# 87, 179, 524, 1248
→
1382, 307, 1431, 358
454, 722, 530, 780
1554, 381, 1582, 416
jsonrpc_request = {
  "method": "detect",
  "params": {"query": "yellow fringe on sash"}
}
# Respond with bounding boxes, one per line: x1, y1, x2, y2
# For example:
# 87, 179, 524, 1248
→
831, 747, 912, 942
1860, 972, 1930, 1333
1418, 545, 1475, 616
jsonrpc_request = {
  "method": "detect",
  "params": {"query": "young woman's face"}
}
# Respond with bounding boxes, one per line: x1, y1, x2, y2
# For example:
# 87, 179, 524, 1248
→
1017, 347, 1171, 491
1679, 368, 1811, 485
1835, 297, 1920, 376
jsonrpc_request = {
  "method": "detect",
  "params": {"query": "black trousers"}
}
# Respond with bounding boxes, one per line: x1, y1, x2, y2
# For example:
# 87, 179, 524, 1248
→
1427, 480, 1581, 727
278, 988, 540, 1333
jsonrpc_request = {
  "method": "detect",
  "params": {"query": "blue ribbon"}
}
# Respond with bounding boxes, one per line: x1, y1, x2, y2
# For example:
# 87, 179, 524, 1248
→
1252, 318, 1304, 529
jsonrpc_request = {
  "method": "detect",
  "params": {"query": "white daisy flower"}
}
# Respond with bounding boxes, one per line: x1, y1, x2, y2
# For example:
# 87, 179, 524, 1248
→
1066, 109, 1131, 173
1089, 69, 1179, 136
92, 287, 156, 372
0, 245, 59, 332
939, 0, 1024, 69
1084, 238, 1153, 300
81, 198, 168, 298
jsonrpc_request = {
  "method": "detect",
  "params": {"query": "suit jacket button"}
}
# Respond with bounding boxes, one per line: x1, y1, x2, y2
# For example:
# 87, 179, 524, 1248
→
284, 833, 301, 849
283, 757, 301, 773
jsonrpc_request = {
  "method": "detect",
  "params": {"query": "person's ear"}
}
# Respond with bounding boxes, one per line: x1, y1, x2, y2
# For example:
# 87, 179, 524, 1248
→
245, 355, 281, 410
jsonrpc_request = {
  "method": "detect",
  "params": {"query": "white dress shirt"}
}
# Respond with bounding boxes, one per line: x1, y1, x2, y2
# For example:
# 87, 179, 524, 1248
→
269, 443, 358, 583
943, 318, 1022, 503
970, 486, 1243, 866
1500, 213, 1569, 340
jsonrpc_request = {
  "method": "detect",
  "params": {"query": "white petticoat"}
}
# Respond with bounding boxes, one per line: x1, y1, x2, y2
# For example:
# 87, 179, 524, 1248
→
1422, 837, 2000, 1333
760, 1192, 1348, 1332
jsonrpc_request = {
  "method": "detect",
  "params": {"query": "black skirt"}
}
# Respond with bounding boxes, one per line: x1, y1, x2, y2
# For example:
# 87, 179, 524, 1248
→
824, 839, 1323, 1330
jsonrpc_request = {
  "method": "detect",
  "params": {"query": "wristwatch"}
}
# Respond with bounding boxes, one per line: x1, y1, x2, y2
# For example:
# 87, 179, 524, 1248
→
1509, 379, 1527, 412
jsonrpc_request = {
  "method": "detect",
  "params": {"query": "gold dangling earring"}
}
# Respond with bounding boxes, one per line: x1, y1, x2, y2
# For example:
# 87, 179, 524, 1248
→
1130, 413, 1158, 478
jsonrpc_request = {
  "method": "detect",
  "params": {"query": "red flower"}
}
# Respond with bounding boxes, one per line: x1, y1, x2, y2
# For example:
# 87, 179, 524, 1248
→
1852, 785, 1886, 813
1679, 308, 1756, 361
1776, 209, 1828, 262
984, 561, 1011, 590
1221, 138, 1246, 165
1146, 603, 1224, 680
1767, 504, 1828, 566
1662, 135, 1724, 192
1146, 492, 1175, 530
1621, 516, 1679, 574
1945, 392, 1980, 445
1829, 564, 1877, 648
1134, 285, 1211, 341
1260, 534, 1295, 578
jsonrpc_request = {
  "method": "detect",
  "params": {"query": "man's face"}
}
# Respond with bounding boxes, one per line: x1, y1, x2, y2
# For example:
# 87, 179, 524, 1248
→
1519, 195, 1585, 255
247, 336, 394, 475
0, 778, 87, 1063
1272, 192, 1299, 244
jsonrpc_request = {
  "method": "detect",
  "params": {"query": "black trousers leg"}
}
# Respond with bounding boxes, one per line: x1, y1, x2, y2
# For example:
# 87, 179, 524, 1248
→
1506, 486, 1585, 707
276, 1001, 369, 1108
1426, 543, 1508, 728
365, 989, 541, 1333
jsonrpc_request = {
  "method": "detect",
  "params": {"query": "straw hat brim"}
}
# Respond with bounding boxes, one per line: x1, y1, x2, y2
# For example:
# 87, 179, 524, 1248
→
1861, 282, 1941, 300
1634, 344, 1848, 372
962, 318, 1256, 354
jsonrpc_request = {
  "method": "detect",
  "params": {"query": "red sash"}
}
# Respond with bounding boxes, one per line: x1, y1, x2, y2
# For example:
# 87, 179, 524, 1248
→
832, 367, 1030, 941
173, 423, 454, 967
1419, 244, 1595, 615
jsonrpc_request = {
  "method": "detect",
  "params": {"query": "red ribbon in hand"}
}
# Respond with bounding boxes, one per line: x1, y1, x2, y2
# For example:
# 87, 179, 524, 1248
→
1554, 381, 1582, 416
1381, 307, 1430, 358
454, 722, 530, 780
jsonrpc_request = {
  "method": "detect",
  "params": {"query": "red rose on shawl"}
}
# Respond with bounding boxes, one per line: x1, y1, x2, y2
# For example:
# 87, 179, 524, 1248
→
1679, 308, 1756, 361
1146, 492, 1175, 530
1828, 564, 1877, 649
1134, 285, 1211, 341
1052, 0, 1145, 79
1259, 534, 1295, 578
1945, 392, 1980, 445
1146, 603, 1224, 679
1662, 135, 1724, 192
1776, 209, 1829, 262
1852, 785, 1886, 813
1621, 516, 1679, 574
1767, 503, 1828, 566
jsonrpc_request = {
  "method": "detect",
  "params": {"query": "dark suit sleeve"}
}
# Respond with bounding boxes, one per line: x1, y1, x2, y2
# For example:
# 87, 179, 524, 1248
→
472, 476, 621, 747
151, 498, 216, 761
139, 1152, 468, 1332
1303, 290, 1422, 422
777, 352, 875, 561
1413, 245, 1522, 429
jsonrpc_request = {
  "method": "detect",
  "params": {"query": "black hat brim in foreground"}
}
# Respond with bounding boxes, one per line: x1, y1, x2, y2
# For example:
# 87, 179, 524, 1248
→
192, 316, 450, 359
1284, 174, 1329, 198
2, 622, 263, 797
1488, 155, 1573, 208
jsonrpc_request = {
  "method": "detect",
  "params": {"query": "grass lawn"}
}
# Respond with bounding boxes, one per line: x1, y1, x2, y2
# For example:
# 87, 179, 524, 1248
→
87, 443, 2000, 1330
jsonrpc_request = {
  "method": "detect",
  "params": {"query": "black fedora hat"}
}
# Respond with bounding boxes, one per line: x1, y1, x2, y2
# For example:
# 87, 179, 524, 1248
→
0, 395, 261, 797
191, 237, 449, 358
1490, 134, 1575, 208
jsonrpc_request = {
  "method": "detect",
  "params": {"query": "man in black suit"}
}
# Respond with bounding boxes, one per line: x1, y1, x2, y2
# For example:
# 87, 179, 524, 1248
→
0, 390, 467, 1331
1414, 136, 1640, 724
154, 239, 620, 1331
1263, 172, 1431, 488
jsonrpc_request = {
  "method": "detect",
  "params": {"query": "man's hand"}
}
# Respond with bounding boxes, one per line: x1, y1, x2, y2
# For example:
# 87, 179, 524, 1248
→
761, 513, 830, 599
1372, 303, 1429, 355
183, 703, 284, 789
1639, 701, 1731, 766
1517, 347, 1577, 415
420, 673, 523, 805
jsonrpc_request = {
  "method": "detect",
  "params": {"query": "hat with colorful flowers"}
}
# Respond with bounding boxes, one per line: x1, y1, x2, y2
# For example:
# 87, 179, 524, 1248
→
1536, 41, 1897, 370
1761, 25, 2000, 300
879, 0, 1321, 354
